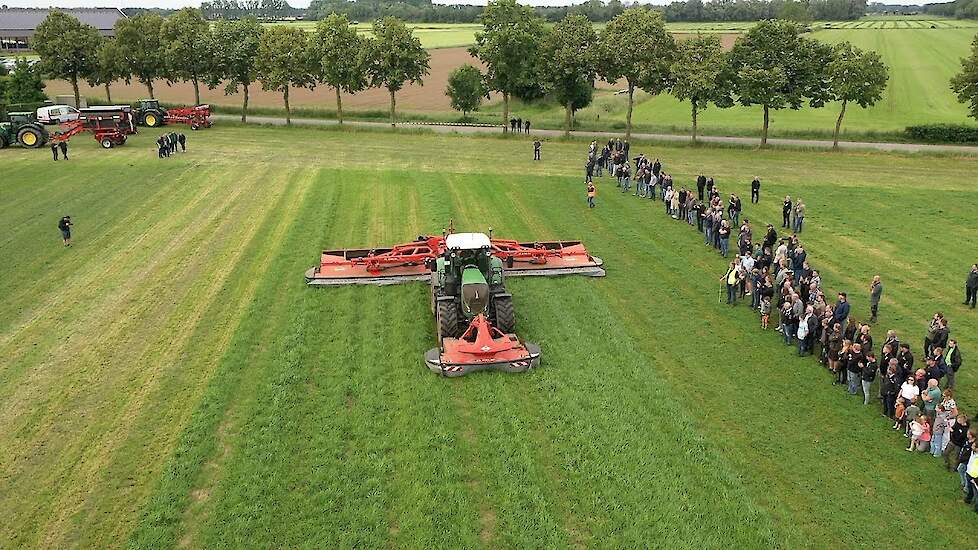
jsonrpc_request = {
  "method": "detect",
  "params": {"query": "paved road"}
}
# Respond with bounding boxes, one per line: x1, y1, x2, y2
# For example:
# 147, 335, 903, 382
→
213, 114, 978, 155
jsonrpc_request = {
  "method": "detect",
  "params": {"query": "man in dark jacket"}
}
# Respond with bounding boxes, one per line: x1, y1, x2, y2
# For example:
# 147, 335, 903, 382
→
945, 339, 963, 389
897, 344, 914, 380
869, 275, 883, 323
966, 264, 978, 308
945, 414, 971, 471
881, 361, 900, 418
832, 293, 850, 335
845, 342, 866, 395
782, 196, 792, 228
751, 176, 760, 203
697, 175, 706, 200
932, 318, 950, 351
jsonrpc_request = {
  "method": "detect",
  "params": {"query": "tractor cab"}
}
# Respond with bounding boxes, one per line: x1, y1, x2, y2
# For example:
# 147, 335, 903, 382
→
8, 111, 38, 125
137, 99, 161, 111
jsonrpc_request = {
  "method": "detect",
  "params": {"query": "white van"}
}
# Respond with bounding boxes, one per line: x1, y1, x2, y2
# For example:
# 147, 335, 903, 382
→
36, 105, 80, 124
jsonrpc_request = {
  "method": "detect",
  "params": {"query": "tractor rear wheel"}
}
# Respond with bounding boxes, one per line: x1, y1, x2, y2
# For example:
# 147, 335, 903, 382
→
492, 295, 516, 334
17, 127, 44, 148
437, 300, 460, 343
100, 138, 114, 149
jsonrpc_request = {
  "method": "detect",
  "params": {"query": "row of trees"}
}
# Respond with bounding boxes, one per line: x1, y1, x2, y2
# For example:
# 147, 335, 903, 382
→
461, 2, 887, 147
662, 0, 866, 22
31, 9, 431, 126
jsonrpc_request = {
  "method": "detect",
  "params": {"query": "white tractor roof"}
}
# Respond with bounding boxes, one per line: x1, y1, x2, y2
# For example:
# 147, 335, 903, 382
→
445, 232, 491, 250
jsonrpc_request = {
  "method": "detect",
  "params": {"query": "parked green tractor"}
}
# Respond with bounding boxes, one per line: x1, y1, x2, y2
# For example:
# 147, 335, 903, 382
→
0, 112, 48, 148
135, 99, 166, 127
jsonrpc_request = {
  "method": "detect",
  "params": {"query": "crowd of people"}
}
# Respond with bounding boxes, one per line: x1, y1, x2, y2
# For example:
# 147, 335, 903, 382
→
157, 132, 187, 158
508, 117, 531, 134
582, 139, 978, 514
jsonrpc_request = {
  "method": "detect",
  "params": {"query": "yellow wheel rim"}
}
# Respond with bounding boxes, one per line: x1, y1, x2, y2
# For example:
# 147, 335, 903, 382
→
146, 114, 157, 126
22, 132, 37, 146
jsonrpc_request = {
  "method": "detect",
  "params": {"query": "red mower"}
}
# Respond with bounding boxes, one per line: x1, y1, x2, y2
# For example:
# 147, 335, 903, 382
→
306, 228, 604, 377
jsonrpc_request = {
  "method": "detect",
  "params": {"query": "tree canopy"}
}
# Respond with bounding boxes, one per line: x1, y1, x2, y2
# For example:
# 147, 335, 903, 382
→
256, 25, 316, 125
446, 64, 487, 118
826, 41, 888, 147
161, 7, 215, 105
211, 17, 264, 122
363, 16, 431, 126
32, 11, 102, 107
310, 13, 368, 124
670, 34, 726, 142
114, 14, 168, 98
950, 33, 978, 121
543, 13, 599, 136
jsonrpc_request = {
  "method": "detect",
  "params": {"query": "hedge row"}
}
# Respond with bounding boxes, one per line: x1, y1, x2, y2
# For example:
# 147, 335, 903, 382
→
905, 124, 978, 144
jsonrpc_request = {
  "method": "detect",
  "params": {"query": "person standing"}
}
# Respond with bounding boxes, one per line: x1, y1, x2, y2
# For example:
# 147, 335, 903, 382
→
59, 140, 69, 160
793, 199, 805, 233
832, 292, 850, 335
524, 119, 530, 133
586, 182, 596, 209
516, 117, 522, 133
782, 196, 792, 228
58, 215, 72, 247
751, 176, 760, 203
944, 414, 970, 472
945, 339, 962, 389
178, 133, 187, 152
722, 261, 740, 304
50, 142, 59, 161
533, 140, 541, 161
966, 264, 978, 308
696, 175, 706, 201
869, 275, 883, 323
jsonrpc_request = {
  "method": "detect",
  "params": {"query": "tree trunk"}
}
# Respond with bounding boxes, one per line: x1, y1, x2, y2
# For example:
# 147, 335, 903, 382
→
104, 83, 112, 103
242, 84, 249, 123
626, 83, 635, 141
146, 79, 155, 99
833, 99, 847, 150
761, 104, 769, 146
335, 86, 343, 124
389, 89, 396, 127
192, 77, 201, 106
565, 100, 573, 138
503, 92, 509, 133
71, 75, 80, 109
691, 102, 698, 143
284, 86, 291, 126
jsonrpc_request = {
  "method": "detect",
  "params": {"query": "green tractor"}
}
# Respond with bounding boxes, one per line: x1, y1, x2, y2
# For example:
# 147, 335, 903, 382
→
0, 112, 48, 148
135, 99, 166, 128
431, 233, 516, 343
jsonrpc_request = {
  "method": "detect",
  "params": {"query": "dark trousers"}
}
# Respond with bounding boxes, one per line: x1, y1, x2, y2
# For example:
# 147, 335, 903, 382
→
870, 302, 879, 319
533, 149, 540, 160
698, 188, 704, 200
51, 147, 58, 161
782, 212, 790, 228
726, 284, 737, 304
751, 189, 759, 203
883, 393, 897, 418
967, 286, 977, 307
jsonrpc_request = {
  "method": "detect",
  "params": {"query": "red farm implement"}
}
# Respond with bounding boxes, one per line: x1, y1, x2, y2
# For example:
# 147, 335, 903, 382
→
166, 104, 212, 130
51, 106, 136, 148
306, 228, 604, 377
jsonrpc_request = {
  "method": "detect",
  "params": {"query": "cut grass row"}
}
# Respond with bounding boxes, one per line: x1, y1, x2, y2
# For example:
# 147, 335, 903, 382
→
2, 125, 978, 547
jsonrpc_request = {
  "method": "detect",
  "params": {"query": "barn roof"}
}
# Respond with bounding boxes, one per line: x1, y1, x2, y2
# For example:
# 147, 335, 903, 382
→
0, 7, 126, 37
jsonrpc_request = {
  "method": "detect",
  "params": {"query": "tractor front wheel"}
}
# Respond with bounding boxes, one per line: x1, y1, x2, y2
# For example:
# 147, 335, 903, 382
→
492, 295, 516, 334
437, 300, 460, 344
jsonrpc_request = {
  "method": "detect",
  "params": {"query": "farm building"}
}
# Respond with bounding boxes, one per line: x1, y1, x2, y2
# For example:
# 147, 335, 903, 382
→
0, 7, 125, 51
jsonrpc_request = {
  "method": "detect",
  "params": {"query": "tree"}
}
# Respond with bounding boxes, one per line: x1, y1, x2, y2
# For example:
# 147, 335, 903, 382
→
87, 39, 128, 103
597, 8, 676, 139
951, 33, 978, 122
4, 59, 46, 105
470, 0, 547, 132
211, 17, 264, 123
114, 14, 166, 98
669, 34, 725, 143
446, 64, 487, 118
363, 17, 431, 127
825, 42, 888, 149
161, 8, 214, 105
724, 19, 826, 145
778, 0, 813, 24
310, 13, 367, 125
543, 13, 598, 137
256, 25, 316, 126
31, 11, 102, 108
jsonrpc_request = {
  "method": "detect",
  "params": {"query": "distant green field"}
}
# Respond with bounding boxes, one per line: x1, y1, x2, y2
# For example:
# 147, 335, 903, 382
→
266, 21, 481, 49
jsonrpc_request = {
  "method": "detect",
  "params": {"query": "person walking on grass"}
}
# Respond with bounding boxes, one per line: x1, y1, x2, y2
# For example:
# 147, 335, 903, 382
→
586, 182, 596, 209
59, 140, 68, 160
524, 119, 530, 134
966, 264, 978, 308
533, 139, 541, 161
50, 142, 59, 162
751, 176, 760, 203
178, 133, 186, 152
867, 275, 883, 323
58, 215, 72, 247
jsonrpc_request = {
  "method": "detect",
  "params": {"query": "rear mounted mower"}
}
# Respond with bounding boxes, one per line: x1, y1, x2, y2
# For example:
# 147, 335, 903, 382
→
306, 229, 604, 377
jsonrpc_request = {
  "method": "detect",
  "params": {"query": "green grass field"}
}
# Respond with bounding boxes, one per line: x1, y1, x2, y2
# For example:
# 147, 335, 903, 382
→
267, 21, 481, 48
2, 125, 978, 547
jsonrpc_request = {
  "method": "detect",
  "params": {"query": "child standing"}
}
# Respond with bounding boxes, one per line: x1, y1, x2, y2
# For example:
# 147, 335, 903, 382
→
908, 415, 926, 451
903, 398, 921, 437
760, 296, 771, 329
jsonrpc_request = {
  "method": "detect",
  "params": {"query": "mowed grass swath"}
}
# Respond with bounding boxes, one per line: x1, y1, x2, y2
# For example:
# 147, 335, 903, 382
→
2, 125, 978, 547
